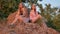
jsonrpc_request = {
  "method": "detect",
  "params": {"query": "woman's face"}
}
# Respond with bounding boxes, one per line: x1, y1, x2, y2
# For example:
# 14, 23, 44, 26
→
19, 3, 23, 8
32, 4, 36, 10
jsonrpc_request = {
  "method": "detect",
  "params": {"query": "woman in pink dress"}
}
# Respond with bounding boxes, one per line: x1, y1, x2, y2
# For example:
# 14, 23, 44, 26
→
30, 4, 42, 23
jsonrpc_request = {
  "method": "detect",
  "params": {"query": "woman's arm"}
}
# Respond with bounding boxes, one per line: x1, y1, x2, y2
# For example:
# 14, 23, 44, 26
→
16, 10, 20, 18
11, 17, 18, 25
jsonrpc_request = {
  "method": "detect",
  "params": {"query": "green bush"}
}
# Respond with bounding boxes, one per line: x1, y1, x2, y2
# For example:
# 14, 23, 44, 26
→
53, 14, 60, 32
0, 0, 20, 19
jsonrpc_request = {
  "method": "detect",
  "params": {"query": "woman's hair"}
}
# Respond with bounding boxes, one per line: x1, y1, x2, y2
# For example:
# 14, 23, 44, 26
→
24, 6, 30, 17
18, 2, 25, 15
24, 6, 29, 16
18, 2, 25, 8
31, 4, 36, 11
21, 6, 29, 17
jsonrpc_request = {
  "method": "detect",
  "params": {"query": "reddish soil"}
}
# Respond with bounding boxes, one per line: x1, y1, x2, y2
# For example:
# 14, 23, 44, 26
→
0, 21, 60, 34
0, 12, 59, 34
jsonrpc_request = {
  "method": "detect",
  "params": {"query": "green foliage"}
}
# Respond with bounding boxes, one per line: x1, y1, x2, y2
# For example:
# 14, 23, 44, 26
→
0, 0, 20, 19
39, 4, 60, 31
53, 14, 60, 31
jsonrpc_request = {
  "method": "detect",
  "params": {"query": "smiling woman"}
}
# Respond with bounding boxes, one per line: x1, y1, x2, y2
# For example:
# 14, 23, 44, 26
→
30, 4, 42, 23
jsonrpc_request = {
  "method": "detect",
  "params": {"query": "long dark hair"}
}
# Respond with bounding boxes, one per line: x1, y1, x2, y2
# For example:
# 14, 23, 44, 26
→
18, 2, 25, 15
24, 6, 29, 17
31, 4, 36, 14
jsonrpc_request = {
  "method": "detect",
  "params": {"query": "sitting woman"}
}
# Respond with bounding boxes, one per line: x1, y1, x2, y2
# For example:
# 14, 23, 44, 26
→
30, 4, 42, 23
11, 3, 30, 25
11, 2, 25, 25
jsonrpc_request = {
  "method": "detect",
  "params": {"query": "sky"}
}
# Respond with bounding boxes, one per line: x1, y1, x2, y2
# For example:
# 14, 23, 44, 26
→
36, 0, 60, 12
37, 0, 60, 8
24, 0, 60, 12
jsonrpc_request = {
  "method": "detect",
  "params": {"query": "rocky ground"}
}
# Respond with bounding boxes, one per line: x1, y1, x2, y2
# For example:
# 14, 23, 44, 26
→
0, 12, 60, 34
0, 21, 60, 34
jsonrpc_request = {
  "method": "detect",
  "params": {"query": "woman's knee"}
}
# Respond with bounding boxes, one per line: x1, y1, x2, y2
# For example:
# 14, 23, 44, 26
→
38, 15, 42, 19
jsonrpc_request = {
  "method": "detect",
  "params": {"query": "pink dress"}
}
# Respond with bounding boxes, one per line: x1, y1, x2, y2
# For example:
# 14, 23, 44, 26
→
30, 10, 39, 22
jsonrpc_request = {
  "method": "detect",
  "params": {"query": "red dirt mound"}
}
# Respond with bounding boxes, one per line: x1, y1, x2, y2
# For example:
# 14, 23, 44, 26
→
0, 11, 58, 34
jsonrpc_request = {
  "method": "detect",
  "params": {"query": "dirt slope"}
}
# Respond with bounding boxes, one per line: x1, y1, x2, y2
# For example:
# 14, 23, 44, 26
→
0, 12, 59, 34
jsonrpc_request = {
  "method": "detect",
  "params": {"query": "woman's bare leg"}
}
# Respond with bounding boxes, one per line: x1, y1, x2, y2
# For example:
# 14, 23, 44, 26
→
18, 16, 23, 23
11, 17, 18, 25
32, 15, 42, 23
11, 16, 23, 25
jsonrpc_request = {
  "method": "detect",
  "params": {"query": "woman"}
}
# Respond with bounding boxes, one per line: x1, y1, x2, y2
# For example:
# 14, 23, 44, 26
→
11, 2, 25, 25
16, 2, 25, 16
30, 4, 42, 23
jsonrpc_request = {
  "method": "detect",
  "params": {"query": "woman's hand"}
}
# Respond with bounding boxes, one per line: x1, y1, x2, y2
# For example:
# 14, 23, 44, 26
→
15, 14, 19, 18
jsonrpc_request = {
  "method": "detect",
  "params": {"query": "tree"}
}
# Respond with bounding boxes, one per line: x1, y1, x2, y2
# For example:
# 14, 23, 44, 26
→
53, 12, 60, 32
